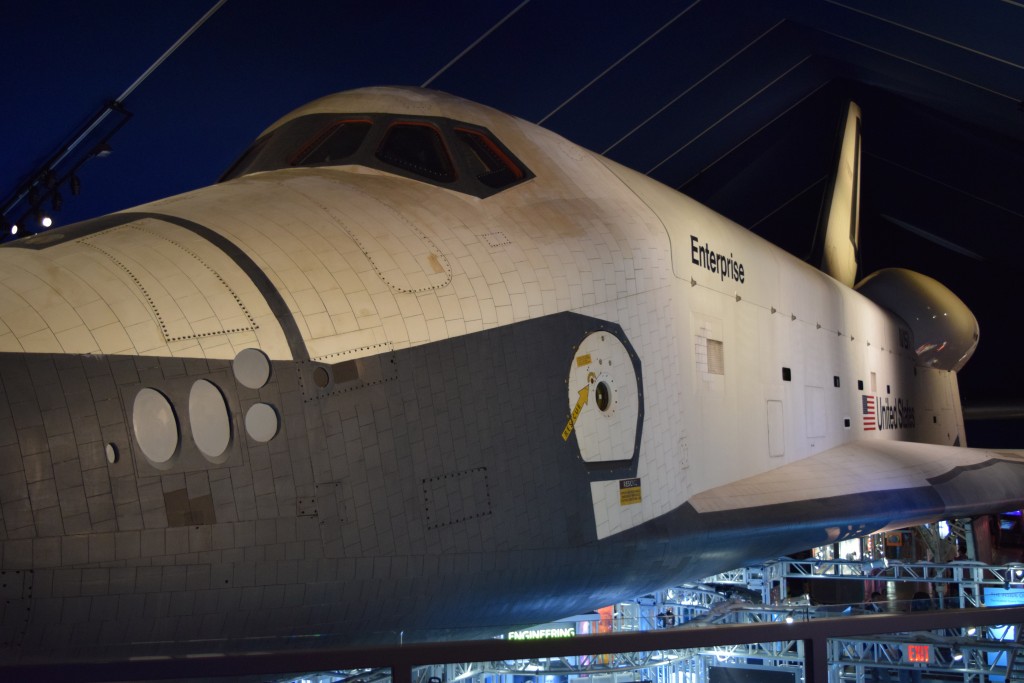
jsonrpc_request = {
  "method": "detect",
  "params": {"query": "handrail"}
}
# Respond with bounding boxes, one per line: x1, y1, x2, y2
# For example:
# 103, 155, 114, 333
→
6, 605, 1024, 683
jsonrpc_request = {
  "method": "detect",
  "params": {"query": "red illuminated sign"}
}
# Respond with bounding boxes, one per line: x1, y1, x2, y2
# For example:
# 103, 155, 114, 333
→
906, 644, 930, 663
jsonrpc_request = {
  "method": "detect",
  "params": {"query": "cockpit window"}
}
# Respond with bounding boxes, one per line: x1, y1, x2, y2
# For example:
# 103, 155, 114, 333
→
220, 113, 532, 198
291, 119, 371, 166
375, 123, 455, 183
454, 128, 524, 189
221, 137, 270, 183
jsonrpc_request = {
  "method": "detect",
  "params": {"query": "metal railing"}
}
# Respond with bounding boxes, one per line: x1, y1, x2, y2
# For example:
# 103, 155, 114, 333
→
8, 606, 1024, 683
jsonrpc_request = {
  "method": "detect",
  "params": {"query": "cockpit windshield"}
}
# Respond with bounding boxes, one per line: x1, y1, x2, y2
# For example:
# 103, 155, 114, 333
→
220, 114, 531, 198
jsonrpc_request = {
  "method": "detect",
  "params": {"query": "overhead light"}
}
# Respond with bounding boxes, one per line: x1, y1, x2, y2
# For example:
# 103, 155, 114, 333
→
967, 626, 977, 636
953, 650, 964, 662
39, 214, 52, 228
10, 224, 17, 235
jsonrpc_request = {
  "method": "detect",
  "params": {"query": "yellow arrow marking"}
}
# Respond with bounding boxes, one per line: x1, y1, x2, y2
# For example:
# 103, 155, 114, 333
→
561, 384, 590, 441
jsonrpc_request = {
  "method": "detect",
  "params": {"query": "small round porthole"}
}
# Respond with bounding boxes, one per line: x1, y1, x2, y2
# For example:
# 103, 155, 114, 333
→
245, 403, 279, 442
233, 348, 271, 389
595, 381, 611, 412
313, 367, 330, 388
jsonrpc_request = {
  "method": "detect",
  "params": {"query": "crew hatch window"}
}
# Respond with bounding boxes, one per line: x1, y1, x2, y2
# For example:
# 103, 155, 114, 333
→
291, 119, 371, 166
454, 128, 524, 189
376, 122, 456, 183
219, 113, 533, 197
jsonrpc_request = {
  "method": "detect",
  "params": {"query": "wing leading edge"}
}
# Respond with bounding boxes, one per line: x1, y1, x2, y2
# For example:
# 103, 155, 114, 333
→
681, 442, 1024, 560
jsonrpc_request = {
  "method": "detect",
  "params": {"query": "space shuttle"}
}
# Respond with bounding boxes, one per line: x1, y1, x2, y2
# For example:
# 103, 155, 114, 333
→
1, 87, 1022, 662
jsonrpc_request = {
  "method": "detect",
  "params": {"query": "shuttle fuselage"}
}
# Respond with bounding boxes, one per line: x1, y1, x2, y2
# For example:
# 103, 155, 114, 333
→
0, 87, 1019, 661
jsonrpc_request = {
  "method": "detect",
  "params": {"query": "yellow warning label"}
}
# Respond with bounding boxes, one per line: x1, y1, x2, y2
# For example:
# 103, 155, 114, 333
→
619, 478, 641, 505
576, 353, 592, 367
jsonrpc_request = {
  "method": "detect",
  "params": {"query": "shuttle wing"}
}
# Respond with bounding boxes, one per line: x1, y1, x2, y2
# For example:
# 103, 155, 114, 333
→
686, 441, 1024, 556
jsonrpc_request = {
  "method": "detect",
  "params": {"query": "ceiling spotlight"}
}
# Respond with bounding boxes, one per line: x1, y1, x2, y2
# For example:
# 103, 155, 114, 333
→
967, 626, 977, 636
10, 224, 17, 235
952, 650, 964, 662
40, 214, 52, 228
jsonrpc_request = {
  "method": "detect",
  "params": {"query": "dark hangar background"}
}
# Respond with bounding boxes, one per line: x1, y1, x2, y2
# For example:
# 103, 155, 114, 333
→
3, 0, 1022, 445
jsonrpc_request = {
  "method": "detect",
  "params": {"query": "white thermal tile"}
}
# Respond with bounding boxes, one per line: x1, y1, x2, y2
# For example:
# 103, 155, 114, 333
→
91, 323, 134, 354
381, 315, 410, 345
458, 296, 481, 322
457, 251, 484, 279
321, 289, 354, 317
20, 328, 62, 353
478, 299, 497, 325
293, 289, 327, 316
346, 291, 377, 320
306, 268, 339, 294
370, 292, 400, 319
495, 305, 513, 326
276, 268, 314, 294
426, 317, 448, 341
305, 311, 335, 339
445, 318, 466, 337
403, 314, 428, 343
106, 297, 150, 328
357, 269, 390, 296
488, 283, 511, 308
124, 322, 164, 354
5, 306, 47, 337
437, 294, 462, 321
329, 312, 358, 334
509, 293, 529, 320
168, 339, 202, 358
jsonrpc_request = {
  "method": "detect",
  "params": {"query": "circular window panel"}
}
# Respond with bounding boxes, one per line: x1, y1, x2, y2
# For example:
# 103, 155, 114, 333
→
245, 403, 279, 442
133, 388, 179, 466
233, 348, 271, 389
189, 379, 231, 461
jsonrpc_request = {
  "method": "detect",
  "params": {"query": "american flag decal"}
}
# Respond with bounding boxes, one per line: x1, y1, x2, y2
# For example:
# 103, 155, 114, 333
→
862, 395, 876, 430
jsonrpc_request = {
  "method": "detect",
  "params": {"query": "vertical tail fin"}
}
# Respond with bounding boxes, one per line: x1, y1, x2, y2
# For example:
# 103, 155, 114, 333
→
812, 101, 862, 287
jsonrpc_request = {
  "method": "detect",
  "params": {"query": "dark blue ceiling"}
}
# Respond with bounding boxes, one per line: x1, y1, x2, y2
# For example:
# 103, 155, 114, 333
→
4, 0, 1023, 440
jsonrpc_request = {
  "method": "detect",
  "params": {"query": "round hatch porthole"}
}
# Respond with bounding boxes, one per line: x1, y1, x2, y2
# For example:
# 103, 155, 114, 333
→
565, 330, 641, 465
595, 381, 611, 412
